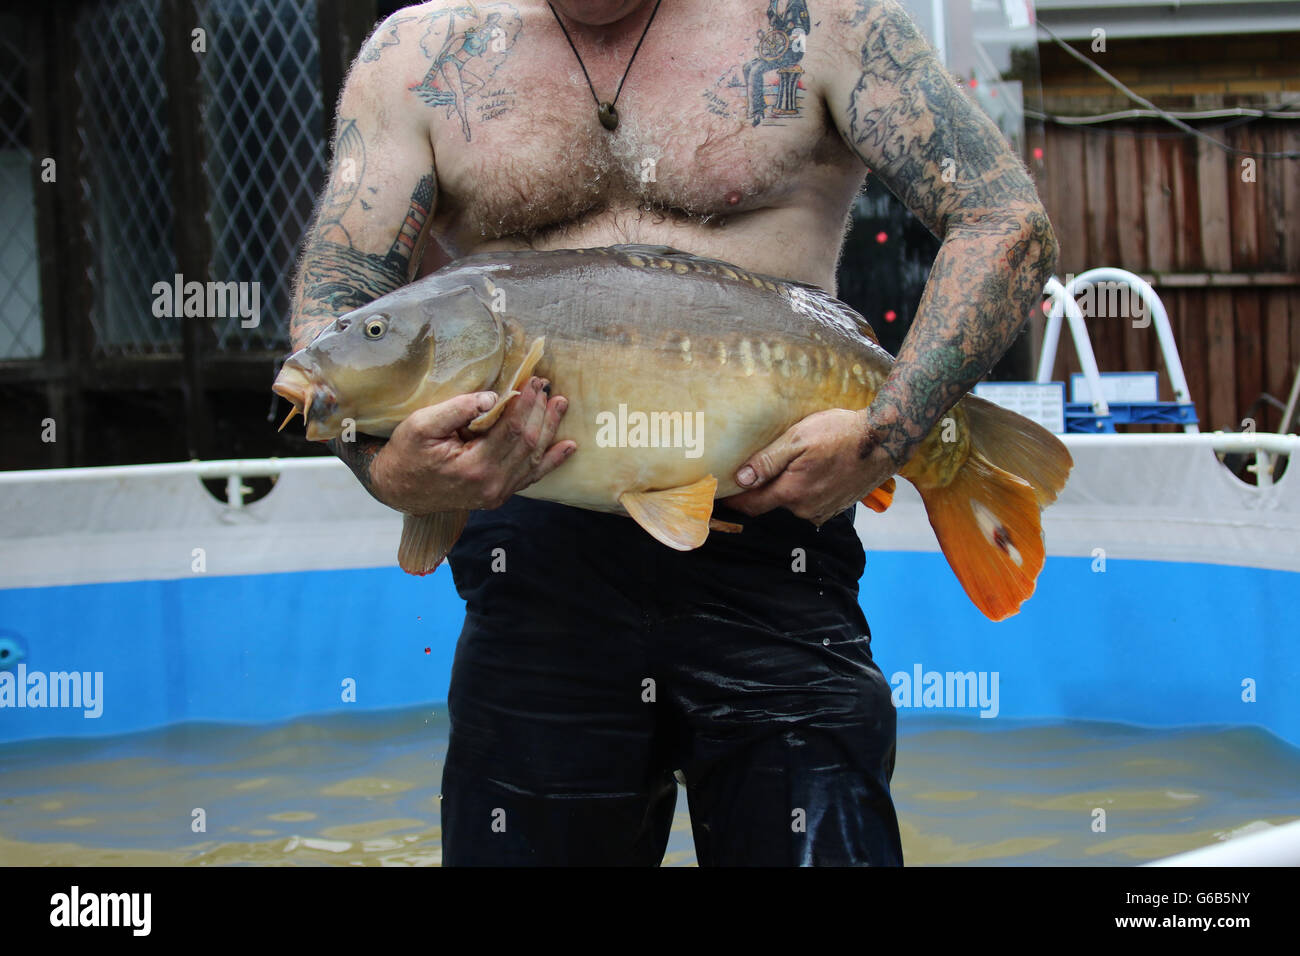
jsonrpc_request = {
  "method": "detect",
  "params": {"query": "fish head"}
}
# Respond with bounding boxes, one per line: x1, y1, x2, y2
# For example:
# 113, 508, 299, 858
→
273, 282, 506, 442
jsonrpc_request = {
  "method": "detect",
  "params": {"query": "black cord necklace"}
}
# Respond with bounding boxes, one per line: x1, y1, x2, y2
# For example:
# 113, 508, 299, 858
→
547, 0, 665, 131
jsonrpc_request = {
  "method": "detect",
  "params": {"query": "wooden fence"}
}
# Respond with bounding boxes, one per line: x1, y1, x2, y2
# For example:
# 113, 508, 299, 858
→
1033, 120, 1300, 433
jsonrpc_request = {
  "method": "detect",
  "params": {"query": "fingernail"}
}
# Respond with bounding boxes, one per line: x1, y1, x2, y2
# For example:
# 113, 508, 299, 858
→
477, 392, 496, 411
737, 466, 756, 487
556, 397, 568, 413
564, 444, 576, 458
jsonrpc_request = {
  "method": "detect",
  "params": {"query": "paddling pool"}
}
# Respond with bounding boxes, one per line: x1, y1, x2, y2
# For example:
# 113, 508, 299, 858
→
1, 433, 1297, 864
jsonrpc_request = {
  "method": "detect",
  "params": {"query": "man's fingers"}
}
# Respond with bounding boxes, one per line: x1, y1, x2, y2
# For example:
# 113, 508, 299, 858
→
534, 394, 568, 463
529, 438, 577, 483
734, 429, 803, 491
518, 378, 551, 457
721, 480, 789, 517
404, 390, 497, 440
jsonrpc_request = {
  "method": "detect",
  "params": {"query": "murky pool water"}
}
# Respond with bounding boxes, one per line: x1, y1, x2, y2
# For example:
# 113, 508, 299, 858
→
2, 708, 1296, 865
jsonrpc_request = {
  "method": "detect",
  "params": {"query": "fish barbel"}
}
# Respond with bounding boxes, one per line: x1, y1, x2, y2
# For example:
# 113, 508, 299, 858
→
274, 244, 1072, 620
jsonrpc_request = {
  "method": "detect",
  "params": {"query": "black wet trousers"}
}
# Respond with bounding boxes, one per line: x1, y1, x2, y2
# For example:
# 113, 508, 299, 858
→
441, 497, 903, 866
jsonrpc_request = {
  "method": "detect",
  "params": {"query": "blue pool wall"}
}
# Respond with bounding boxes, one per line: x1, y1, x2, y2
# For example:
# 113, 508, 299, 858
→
1, 552, 1295, 745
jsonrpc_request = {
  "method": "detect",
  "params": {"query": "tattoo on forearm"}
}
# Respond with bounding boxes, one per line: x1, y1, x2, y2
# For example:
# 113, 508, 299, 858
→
866, 208, 1058, 464
844, 1, 1059, 463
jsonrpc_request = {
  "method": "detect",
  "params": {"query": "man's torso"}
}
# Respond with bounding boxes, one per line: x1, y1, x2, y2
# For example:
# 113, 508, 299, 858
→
374, 0, 866, 290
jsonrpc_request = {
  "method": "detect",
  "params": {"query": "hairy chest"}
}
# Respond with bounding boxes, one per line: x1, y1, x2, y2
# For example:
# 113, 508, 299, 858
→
404, 0, 854, 244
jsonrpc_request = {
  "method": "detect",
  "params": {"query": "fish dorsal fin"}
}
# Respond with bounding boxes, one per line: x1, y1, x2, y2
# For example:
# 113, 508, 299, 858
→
398, 511, 470, 575
466, 336, 546, 434
781, 281, 880, 345
619, 475, 718, 551
610, 243, 694, 259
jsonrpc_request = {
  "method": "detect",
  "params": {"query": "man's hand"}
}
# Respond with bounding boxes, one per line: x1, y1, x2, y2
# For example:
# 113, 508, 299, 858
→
722, 408, 899, 526
368, 376, 574, 514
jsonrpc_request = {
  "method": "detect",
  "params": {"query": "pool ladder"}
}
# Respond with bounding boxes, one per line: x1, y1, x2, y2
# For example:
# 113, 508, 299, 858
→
1036, 268, 1200, 435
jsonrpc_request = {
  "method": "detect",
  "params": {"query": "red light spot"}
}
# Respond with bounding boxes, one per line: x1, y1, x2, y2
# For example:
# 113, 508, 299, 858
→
990, 88, 998, 98
884, 310, 897, 322
424, 647, 431, 655
1033, 147, 1044, 160
968, 78, 977, 89
875, 231, 888, 244
1041, 299, 1051, 314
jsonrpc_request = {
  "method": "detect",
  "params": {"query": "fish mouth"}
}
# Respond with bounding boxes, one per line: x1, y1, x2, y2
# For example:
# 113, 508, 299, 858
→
273, 363, 341, 442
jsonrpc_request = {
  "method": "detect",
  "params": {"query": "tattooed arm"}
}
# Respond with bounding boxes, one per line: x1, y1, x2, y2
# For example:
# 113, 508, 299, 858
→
289, 13, 438, 498
727, 0, 1056, 523
289, 8, 571, 513
831, 0, 1059, 465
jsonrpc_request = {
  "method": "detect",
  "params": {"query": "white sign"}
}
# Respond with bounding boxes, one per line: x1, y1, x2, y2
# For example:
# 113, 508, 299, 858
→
972, 381, 1066, 434
1071, 372, 1159, 404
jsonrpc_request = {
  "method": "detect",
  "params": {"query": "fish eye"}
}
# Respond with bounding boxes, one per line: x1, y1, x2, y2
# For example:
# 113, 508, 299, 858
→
363, 315, 389, 339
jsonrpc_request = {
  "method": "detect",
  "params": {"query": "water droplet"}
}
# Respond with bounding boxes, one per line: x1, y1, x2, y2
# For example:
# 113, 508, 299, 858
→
822, 638, 830, 646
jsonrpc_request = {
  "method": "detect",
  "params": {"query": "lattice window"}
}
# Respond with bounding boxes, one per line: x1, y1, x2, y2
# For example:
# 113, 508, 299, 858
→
75, 0, 179, 356
196, 0, 326, 352
0, 15, 44, 360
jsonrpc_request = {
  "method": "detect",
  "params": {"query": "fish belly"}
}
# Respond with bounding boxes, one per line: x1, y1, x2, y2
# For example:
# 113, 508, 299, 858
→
517, 330, 880, 513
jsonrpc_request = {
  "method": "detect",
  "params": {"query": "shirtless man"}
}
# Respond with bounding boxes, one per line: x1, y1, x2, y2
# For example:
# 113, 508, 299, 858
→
289, 0, 1057, 866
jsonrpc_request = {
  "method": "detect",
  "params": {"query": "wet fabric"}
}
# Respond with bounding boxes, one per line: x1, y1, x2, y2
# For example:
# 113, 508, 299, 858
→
441, 496, 903, 866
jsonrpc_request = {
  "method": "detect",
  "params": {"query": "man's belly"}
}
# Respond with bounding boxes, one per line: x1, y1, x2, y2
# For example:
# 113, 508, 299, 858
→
432, 201, 851, 293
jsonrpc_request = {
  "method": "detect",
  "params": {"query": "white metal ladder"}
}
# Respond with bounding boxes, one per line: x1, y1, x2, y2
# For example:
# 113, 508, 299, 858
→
1035, 268, 1199, 435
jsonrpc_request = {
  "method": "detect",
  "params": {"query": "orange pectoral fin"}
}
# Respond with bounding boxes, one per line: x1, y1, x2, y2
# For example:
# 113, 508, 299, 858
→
467, 336, 546, 434
861, 476, 896, 514
619, 475, 718, 551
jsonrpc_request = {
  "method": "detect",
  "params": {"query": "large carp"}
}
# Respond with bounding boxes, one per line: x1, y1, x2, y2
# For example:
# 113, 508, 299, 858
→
274, 244, 1072, 620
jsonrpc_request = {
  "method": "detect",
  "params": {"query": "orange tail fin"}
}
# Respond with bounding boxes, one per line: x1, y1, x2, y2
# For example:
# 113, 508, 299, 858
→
916, 453, 1044, 621
961, 394, 1074, 509
914, 398, 1074, 621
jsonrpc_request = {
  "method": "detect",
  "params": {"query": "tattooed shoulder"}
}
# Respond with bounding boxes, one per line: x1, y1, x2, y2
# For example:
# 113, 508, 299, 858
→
359, 13, 419, 63
406, 1, 523, 143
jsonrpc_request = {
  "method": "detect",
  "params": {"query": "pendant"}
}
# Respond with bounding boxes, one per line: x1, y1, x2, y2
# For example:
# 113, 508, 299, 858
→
598, 101, 619, 131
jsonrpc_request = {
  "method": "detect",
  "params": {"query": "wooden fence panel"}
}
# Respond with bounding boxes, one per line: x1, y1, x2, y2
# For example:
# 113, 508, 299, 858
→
1039, 121, 1300, 431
